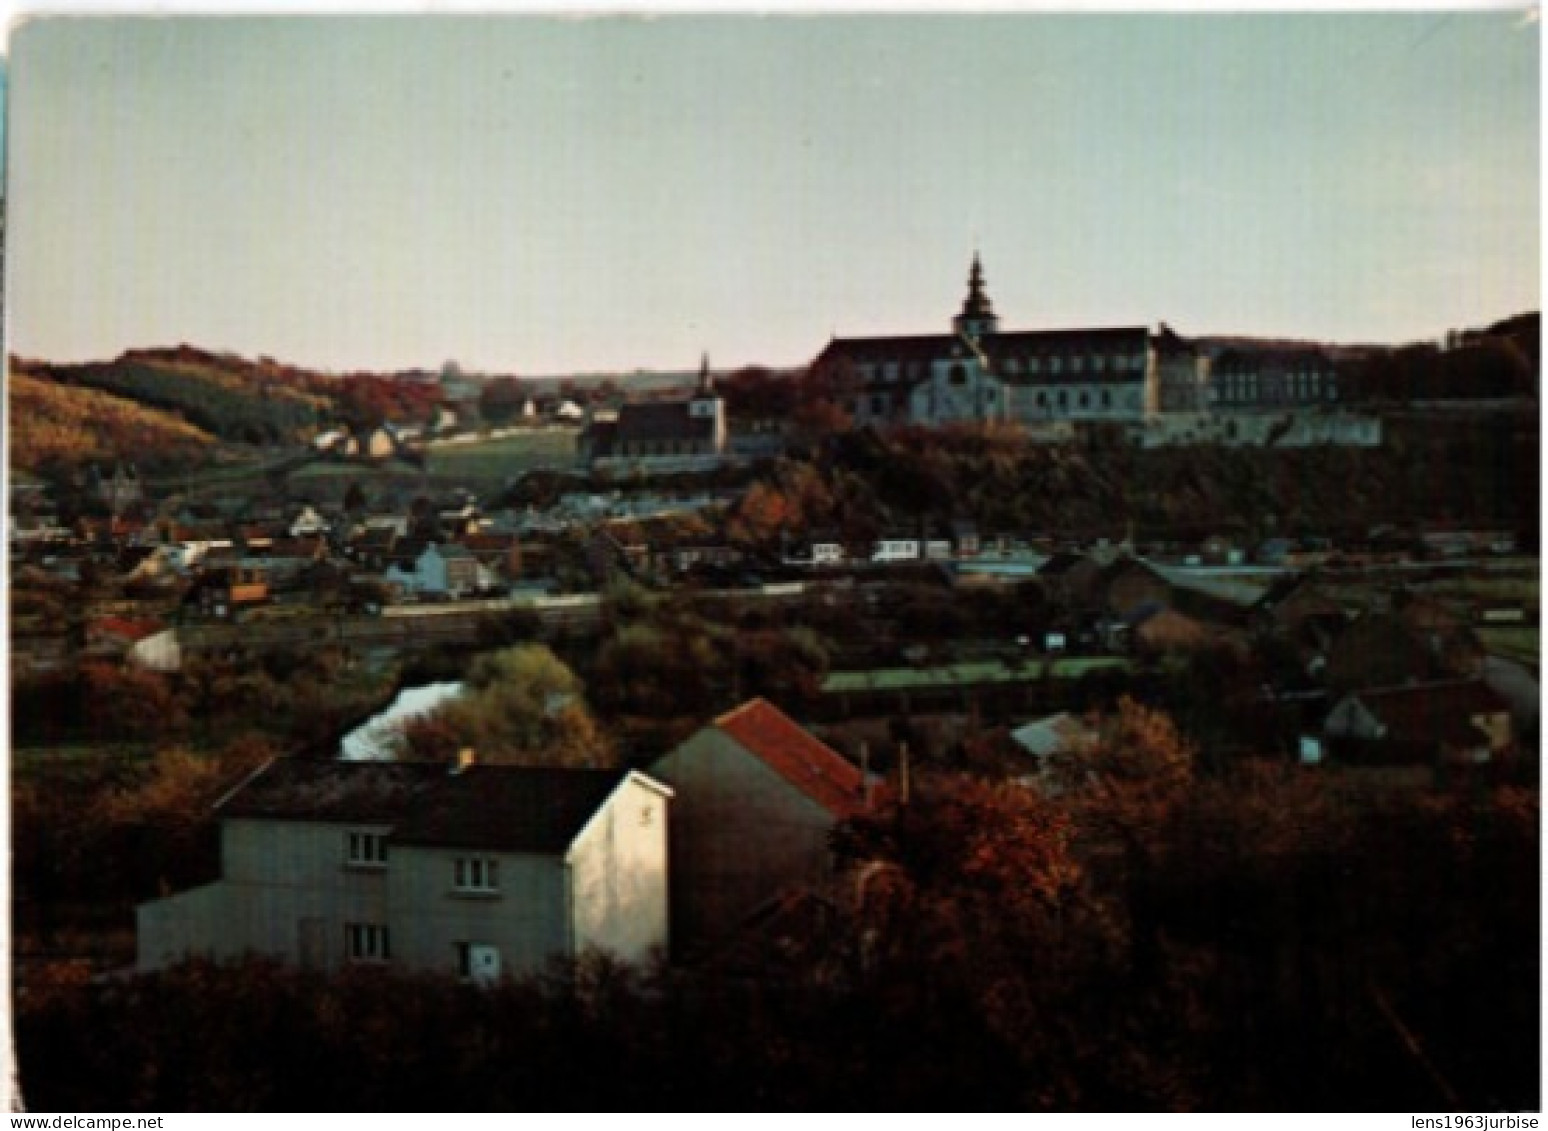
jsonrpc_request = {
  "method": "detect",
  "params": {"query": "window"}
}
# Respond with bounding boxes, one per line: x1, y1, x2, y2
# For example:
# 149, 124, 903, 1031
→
948, 364, 968, 386
1093, 356, 1105, 373
346, 831, 388, 868
1036, 391, 1048, 407
346, 923, 391, 963
454, 857, 499, 894
1071, 356, 1084, 374
1028, 357, 1041, 374
1078, 391, 1091, 409
1100, 389, 1112, 409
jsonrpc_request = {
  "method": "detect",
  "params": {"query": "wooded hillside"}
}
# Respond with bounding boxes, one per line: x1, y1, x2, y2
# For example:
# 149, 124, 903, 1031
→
10, 371, 216, 473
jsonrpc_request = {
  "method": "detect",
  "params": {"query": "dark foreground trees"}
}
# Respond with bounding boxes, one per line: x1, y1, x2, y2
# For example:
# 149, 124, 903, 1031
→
18, 705, 1537, 1111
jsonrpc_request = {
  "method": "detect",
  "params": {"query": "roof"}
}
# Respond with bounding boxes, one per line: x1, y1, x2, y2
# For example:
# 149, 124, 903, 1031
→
1038, 551, 1092, 578
391, 767, 634, 853
1011, 712, 1096, 758
218, 758, 652, 854
817, 326, 1158, 387
712, 698, 867, 819
1350, 680, 1510, 742
1212, 347, 1335, 375
218, 758, 447, 824
89, 615, 163, 642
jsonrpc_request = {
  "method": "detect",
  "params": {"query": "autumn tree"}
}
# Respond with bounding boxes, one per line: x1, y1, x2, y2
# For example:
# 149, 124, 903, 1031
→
399, 644, 615, 768
1046, 697, 1195, 983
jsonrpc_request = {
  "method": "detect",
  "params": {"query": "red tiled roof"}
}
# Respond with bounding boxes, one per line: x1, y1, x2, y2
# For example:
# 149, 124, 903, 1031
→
714, 698, 867, 819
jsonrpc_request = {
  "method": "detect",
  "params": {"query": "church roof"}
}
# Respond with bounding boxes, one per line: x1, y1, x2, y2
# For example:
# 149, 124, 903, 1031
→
816, 326, 1155, 387
615, 400, 718, 445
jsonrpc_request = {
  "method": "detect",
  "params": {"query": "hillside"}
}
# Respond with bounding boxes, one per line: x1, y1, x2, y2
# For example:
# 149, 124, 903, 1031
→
795, 411, 1539, 547
10, 370, 217, 473
19, 346, 334, 446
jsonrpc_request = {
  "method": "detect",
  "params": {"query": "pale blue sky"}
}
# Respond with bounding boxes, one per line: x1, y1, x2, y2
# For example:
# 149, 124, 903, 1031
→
6, 13, 1539, 374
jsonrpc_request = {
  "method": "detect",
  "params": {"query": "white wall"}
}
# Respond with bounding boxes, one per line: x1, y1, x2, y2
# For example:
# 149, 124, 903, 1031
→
567, 773, 673, 964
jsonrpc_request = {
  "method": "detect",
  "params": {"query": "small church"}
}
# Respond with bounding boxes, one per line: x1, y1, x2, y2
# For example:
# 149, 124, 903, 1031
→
583, 356, 729, 464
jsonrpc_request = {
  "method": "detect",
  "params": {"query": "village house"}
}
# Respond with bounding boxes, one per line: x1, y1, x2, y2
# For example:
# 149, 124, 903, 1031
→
83, 615, 166, 661
384, 540, 481, 599
138, 757, 673, 980
584, 358, 728, 465
648, 698, 874, 960
187, 564, 270, 620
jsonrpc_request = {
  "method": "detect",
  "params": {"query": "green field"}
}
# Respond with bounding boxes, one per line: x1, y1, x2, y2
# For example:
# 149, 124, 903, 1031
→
427, 429, 581, 479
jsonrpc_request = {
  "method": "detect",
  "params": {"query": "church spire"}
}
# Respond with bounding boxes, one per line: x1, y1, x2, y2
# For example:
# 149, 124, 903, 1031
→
953, 251, 1000, 339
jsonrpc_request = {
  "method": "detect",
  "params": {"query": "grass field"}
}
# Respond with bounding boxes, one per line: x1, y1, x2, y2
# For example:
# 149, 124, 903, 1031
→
427, 429, 581, 479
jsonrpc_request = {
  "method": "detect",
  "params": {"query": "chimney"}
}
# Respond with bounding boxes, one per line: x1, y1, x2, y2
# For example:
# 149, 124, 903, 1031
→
452, 748, 476, 775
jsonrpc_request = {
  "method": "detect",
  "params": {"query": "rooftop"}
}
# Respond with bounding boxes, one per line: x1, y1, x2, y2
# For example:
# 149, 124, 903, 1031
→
713, 698, 867, 819
219, 758, 661, 853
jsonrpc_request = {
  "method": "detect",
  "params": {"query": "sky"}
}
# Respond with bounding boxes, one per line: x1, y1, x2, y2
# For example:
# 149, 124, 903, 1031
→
5, 11, 1540, 375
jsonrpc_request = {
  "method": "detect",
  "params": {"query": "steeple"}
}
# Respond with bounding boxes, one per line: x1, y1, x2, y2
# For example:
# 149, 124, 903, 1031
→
953, 252, 1000, 340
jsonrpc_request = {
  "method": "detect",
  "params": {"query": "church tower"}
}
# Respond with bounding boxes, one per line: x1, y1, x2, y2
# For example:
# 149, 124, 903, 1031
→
688, 352, 728, 454
952, 252, 1000, 341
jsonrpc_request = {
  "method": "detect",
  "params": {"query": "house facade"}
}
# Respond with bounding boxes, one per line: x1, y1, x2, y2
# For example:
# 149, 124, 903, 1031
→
648, 698, 873, 959
137, 759, 673, 980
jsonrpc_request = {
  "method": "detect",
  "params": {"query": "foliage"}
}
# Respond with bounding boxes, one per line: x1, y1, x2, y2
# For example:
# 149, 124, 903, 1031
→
10, 371, 215, 473
590, 587, 832, 742
15, 739, 1539, 1110
39, 353, 327, 446
736, 413, 1537, 546
400, 644, 616, 768
14, 735, 276, 933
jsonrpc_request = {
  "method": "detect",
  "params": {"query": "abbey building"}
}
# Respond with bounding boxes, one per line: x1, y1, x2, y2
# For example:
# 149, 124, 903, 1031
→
811, 255, 1207, 430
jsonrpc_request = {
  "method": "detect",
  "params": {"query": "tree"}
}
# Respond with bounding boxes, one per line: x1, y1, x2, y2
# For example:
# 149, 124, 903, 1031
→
401, 644, 615, 768
1046, 697, 1195, 983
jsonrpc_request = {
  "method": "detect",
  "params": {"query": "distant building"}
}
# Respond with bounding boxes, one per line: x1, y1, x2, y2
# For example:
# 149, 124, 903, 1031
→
1207, 347, 1339, 411
584, 356, 729, 464
86, 462, 144, 513
812, 254, 1206, 430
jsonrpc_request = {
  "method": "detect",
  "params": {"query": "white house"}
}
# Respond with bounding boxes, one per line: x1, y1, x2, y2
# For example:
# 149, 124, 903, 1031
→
137, 758, 673, 980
